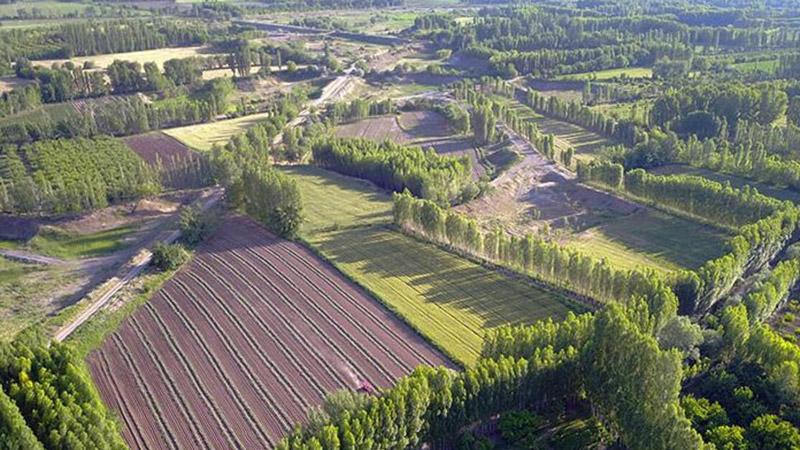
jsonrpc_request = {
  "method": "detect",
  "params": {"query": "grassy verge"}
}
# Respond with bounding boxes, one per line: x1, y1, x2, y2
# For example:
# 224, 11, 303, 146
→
27, 225, 137, 259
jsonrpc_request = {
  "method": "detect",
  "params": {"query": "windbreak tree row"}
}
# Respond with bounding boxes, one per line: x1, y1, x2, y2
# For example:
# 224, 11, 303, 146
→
312, 137, 476, 206
392, 191, 679, 329
0, 136, 159, 214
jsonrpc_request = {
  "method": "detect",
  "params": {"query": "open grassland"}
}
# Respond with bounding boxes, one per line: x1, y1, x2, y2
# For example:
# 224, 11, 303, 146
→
590, 100, 652, 126
0, 1, 91, 16
732, 59, 779, 74
26, 225, 137, 259
0, 258, 80, 341
32, 46, 212, 70
310, 228, 580, 366
532, 115, 615, 163
555, 67, 653, 81
651, 164, 800, 204
88, 215, 451, 448
565, 209, 730, 275
163, 112, 274, 151
280, 165, 393, 234
287, 166, 579, 366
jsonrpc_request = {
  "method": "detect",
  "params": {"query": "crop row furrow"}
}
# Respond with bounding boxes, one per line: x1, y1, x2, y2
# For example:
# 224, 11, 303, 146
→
160, 289, 275, 448
219, 241, 394, 384
171, 276, 294, 435
197, 251, 352, 391
95, 349, 149, 450
143, 302, 245, 450
264, 238, 440, 369
192, 256, 333, 399
182, 267, 314, 414
128, 313, 212, 449
239, 235, 415, 375
111, 333, 181, 450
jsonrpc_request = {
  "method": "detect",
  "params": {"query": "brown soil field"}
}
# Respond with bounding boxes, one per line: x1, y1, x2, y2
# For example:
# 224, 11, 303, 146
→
124, 132, 208, 189
88, 215, 452, 449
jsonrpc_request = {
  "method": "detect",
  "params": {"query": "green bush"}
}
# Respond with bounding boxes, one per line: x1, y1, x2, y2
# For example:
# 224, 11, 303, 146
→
151, 243, 189, 271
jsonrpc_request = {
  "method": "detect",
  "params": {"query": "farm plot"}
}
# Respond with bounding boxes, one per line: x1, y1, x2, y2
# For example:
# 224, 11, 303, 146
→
309, 227, 579, 366
88, 215, 452, 448
564, 209, 731, 275
163, 111, 274, 151
31, 46, 213, 70
124, 132, 208, 189
335, 111, 485, 179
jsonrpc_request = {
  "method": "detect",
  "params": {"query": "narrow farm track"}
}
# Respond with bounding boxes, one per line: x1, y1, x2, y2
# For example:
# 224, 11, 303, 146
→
87, 215, 452, 449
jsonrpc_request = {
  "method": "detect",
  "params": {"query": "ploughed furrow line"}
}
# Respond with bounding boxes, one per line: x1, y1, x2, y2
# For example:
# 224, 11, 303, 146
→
192, 256, 337, 400
218, 240, 394, 386
128, 313, 212, 449
91, 350, 149, 450
237, 234, 417, 377
275, 239, 446, 368
117, 322, 199, 448
194, 253, 352, 394
169, 276, 291, 440
181, 266, 315, 420
256, 235, 446, 370
143, 302, 245, 450
158, 289, 274, 449
110, 333, 181, 450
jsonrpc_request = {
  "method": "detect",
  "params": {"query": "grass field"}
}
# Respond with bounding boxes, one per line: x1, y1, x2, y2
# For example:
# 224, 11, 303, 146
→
311, 227, 578, 366
0, 1, 90, 17
280, 165, 393, 234
532, 115, 615, 162
32, 46, 212, 70
28, 225, 136, 259
555, 67, 653, 81
651, 164, 800, 204
566, 209, 730, 274
590, 100, 652, 127
732, 59, 779, 74
0, 101, 76, 127
287, 165, 580, 366
163, 111, 274, 151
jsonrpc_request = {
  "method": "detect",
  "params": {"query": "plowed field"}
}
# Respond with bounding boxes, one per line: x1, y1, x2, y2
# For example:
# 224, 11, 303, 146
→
87, 215, 451, 449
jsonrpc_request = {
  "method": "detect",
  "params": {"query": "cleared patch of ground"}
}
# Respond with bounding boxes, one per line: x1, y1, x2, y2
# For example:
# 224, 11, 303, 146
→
0, 76, 33, 93
31, 46, 214, 70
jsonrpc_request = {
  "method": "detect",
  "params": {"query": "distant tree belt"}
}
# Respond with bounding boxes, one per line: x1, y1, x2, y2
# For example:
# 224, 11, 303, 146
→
254, 0, 403, 10
0, 340, 126, 449
0, 136, 160, 214
392, 191, 679, 328
311, 137, 477, 206
0, 19, 210, 69
328, 99, 395, 124
0, 78, 234, 145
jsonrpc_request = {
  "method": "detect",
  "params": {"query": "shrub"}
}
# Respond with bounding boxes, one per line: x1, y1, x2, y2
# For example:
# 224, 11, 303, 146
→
151, 243, 189, 271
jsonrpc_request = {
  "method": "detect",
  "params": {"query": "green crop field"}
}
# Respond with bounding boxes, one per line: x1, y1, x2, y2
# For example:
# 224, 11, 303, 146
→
287, 165, 580, 366
555, 67, 653, 81
311, 227, 579, 366
532, 115, 615, 162
26, 225, 136, 260
163, 111, 274, 151
280, 165, 393, 233
566, 209, 730, 275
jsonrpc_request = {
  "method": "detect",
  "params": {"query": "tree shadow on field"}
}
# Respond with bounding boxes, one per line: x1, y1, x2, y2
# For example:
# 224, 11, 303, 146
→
314, 227, 577, 330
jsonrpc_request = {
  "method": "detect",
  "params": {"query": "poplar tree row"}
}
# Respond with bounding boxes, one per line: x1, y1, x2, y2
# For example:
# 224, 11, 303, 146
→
579, 161, 784, 228
743, 256, 800, 323
393, 191, 679, 328
312, 137, 475, 205
327, 99, 395, 124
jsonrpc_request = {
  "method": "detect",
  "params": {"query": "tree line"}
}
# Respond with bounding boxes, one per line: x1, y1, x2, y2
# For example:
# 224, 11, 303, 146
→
743, 255, 800, 323
312, 137, 477, 205
327, 99, 395, 124
0, 136, 159, 214
393, 191, 679, 329
578, 161, 785, 229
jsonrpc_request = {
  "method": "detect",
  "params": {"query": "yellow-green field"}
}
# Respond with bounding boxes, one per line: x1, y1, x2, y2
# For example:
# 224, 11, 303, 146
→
163, 111, 274, 151
565, 209, 730, 275
32, 46, 213, 70
311, 227, 578, 366
555, 67, 653, 81
287, 165, 580, 366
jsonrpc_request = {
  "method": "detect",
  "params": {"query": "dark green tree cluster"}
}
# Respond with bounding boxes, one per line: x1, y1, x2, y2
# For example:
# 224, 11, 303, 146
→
277, 350, 580, 450
0, 84, 41, 119
393, 191, 679, 328
56, 19, 209, 57
0, 136, 159, 214
15, 59, 110, 102
313, 138, 475, 205
482, 312, 594, 360
0, 340, 126, 449
328, 99, 395, 124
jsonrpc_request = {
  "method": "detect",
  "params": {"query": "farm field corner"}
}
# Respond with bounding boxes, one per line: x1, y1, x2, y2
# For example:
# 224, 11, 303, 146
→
286, 165, 582, 366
